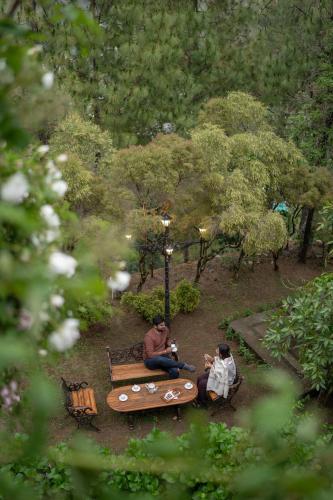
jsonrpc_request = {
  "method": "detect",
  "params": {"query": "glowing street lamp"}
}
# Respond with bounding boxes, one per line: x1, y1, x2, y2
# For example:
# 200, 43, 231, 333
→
161, 214, 173, 328
161, 213, 172, 228
125, 234, 132, 240
165, 245, 174, 256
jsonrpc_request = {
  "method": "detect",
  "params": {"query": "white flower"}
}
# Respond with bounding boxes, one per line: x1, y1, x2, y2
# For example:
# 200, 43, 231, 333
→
49, 318, 80, 352
46, 160, 62, 178
1, 172, 29, 204
51, 180, 68, 197
50, 294, 64, 308
56, 153, 68, 163
37, 144, 49, 154
27, 44, 43, 56
38, 349, 48, 356
44, 229, 60, 243
31, 234, 41, 247
49, 251, 77, 277
40, 204, 60, 228
42, 71, 54, 89
107, 271, 131, 292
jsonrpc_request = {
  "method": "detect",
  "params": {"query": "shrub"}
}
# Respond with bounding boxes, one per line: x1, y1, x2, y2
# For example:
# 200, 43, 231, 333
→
121, 280, 200, 322
121, 287, 179, 323
175, 279, 200, 313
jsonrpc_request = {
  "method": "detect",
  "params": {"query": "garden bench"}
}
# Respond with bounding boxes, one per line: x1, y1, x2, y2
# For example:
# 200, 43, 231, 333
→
61, 377, 100, 431
106, 342, 179, 389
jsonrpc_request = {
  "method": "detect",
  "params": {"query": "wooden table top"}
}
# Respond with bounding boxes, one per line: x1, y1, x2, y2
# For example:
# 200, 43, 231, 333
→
106, 378, 198, 413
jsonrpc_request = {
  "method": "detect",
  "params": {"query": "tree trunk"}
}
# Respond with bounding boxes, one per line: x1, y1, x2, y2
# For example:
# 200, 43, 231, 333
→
150, 253, 154, 278
272, 250, 281, 271
298, 207, 315, 263
183, 245, 190, 263
137, 253, 149, 292
233, 248, 245, 279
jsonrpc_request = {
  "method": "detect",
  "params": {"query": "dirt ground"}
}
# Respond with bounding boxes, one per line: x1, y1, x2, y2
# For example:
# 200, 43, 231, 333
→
46, 249, 330, 452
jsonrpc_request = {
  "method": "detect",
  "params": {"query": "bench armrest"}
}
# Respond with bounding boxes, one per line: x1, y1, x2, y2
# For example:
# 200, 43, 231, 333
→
71, 406, 93, 416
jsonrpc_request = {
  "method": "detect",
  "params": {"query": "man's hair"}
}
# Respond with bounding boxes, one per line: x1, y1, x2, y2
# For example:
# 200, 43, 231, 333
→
152, 315, 164, 326
218, 343, 230, 358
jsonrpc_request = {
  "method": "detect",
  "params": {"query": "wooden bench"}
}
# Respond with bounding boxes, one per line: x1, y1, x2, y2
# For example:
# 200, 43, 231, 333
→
61, 377, 100, 431
106, 342, 179, 389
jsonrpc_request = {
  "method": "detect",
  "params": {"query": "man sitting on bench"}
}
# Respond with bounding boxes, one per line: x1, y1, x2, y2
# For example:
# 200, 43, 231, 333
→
144, 315, 196, 379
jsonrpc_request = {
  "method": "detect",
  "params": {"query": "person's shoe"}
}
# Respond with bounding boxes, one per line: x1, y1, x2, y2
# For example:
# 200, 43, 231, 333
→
183, 363, 196, 372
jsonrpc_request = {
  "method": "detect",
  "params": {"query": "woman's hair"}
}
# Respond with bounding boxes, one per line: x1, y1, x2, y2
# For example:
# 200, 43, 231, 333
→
218, 343, 230, 358
152, 315, 164, 326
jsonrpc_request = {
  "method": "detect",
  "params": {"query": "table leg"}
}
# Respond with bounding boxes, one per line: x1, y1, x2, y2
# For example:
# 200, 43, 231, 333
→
175, 406, 181, 422
127, 413, 135, 430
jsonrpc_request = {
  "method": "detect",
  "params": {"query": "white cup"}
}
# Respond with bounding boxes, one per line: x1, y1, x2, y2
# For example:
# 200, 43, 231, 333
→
171, 342, 178, 352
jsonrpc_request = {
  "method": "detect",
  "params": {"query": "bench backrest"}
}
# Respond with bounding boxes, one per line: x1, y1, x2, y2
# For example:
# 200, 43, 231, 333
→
107, 342, 144, 365
61, 377, 72, 412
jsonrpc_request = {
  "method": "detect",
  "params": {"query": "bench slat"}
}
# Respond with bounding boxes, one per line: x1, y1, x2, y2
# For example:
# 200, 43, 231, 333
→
71, 388, 97, 414
112, 363, 166, 382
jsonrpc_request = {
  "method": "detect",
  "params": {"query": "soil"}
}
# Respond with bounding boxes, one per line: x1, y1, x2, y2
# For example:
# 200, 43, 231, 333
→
46, 248, 331, 452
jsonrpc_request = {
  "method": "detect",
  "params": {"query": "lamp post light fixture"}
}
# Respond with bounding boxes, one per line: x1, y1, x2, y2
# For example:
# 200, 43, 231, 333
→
165, 245, 174, 257
125, 234, 132, 240
161, 213, 172, 228
161, 213, 173, 328
198, 227, 207, 236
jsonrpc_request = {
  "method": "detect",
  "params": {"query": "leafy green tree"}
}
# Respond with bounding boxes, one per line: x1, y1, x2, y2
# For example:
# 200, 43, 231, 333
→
16, 0, 255, 147
49, 112, 114, 215
265, 273, 333, 399
191, 93, 319, 275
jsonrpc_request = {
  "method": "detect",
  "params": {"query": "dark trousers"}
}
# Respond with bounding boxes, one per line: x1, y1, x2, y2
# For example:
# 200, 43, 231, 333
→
197, 371, 210, 404
144, 355, 185, 379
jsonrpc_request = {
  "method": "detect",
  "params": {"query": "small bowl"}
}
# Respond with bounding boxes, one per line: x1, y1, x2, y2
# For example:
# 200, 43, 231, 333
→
132, 385, 141, 392
119, 393, 128, 402
184, 382, 193, 390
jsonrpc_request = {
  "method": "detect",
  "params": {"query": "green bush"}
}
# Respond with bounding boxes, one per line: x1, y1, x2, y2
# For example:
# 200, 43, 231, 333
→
121, 280, 200, 322
73, 295, 113, 331
176, 279, 200, 313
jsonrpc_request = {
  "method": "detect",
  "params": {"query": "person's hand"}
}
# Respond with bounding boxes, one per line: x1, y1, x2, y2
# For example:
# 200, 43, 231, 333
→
165, 347, 172, 354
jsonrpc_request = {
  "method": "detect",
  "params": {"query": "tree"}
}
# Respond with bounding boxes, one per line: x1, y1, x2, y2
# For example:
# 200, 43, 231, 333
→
265, 273, 333, 400
16, 0, 254, 147
50, 112, 114, 216
109, 132, 199, 290
191, 92, 319, 275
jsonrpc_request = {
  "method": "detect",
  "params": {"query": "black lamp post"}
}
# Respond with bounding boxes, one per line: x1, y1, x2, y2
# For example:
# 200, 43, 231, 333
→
161, 214, 173, 328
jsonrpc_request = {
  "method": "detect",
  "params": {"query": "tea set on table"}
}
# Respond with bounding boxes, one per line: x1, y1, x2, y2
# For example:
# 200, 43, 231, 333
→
117, 341, 193, 403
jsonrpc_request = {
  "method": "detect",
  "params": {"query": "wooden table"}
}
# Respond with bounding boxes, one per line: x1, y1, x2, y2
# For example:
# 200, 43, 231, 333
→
106, 378, 198, 429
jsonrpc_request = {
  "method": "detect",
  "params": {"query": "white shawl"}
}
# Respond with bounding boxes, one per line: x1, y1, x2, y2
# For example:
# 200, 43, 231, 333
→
207, 356, 234, 399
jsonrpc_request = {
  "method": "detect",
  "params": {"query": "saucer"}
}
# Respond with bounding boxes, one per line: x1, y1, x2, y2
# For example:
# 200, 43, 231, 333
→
119, 394, 128, 402
132, 385, 141, 392
184, 382, 193, 390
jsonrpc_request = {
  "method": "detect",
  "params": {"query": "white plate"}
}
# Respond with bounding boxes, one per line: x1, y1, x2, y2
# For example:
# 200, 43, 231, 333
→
118, 394, 128, 402
184, 382, 193, 390
131, 385, 141, 392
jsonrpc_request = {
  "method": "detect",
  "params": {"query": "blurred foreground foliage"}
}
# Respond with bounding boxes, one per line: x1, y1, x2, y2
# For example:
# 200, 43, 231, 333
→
1, 372, 333, 499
